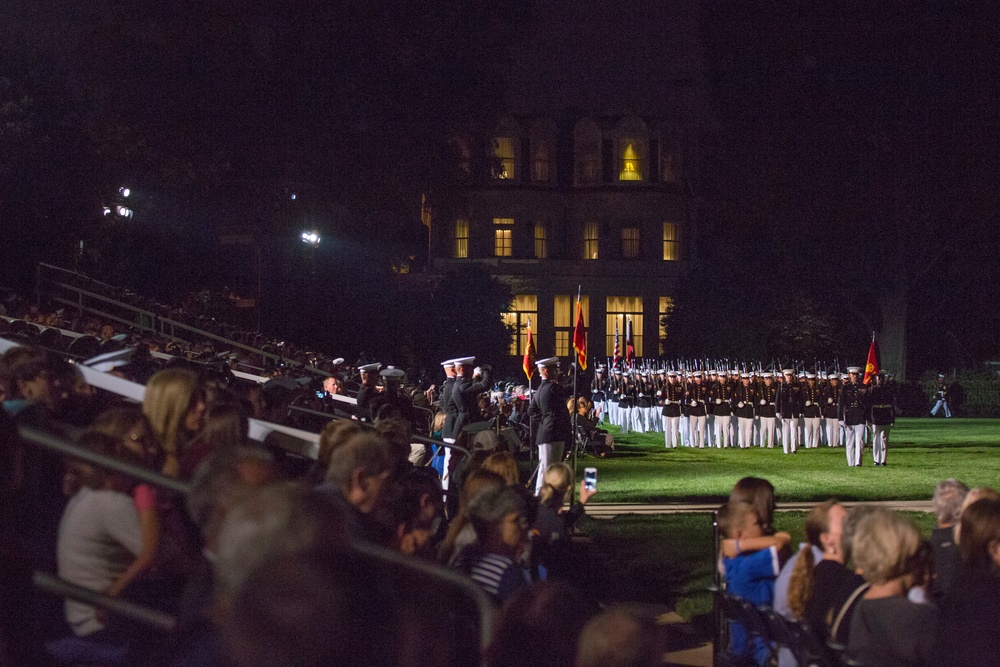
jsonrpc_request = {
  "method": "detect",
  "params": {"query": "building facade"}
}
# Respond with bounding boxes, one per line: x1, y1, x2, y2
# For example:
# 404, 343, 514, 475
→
429, 111, 699, 364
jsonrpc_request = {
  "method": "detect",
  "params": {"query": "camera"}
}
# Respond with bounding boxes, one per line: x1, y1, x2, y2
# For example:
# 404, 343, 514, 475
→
584, 467, 597, 491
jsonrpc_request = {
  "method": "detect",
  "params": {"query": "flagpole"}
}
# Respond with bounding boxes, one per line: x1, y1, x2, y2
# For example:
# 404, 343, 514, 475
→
570, 285, 582, 505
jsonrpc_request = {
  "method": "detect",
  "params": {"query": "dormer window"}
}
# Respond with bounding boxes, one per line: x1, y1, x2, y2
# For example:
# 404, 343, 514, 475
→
619, 140, 644, 181
493, 138, 516, 180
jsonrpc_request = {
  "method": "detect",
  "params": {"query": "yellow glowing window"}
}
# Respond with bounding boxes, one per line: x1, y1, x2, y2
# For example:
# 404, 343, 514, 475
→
606, 296, 643, 357
583, 222, 599, 260
494, 137, 515, 180
534, 225, 547, 259
502, 295, 537, 355
494, 229, 512, 257
663, 222, 678, 261
622, 227, 640, 258
454, 219, 469, 258
619, 141, 643, 181
659, 296, 675, 354
554, 295, 589, 356
554, 331, 570, 357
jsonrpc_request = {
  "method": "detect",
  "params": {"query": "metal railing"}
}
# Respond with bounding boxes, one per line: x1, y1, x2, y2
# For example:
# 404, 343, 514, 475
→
287, 404, 472, 459
36, 262, 331, 376
15, 404, 492, 658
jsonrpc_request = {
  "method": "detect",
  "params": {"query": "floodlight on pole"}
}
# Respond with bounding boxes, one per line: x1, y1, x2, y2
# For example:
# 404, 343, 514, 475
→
301, 231, 320, 246
119, 187, 130, 198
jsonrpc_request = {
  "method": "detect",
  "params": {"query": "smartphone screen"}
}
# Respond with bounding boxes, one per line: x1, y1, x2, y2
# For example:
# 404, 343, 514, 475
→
584, 467, 597, 491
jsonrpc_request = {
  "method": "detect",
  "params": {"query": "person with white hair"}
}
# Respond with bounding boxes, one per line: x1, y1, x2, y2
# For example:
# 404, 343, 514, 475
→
929, 478, 968, 601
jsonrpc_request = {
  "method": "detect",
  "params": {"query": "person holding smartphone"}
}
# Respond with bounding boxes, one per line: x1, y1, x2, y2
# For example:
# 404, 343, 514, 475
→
533, 463, 597, 546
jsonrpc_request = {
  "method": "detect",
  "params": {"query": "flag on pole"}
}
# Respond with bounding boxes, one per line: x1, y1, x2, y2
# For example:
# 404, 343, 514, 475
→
572, 294, 587, 370
863, 333, 880, 385
625, 317, 635, 365
613, 320, 621, 367
522, 317, 536, 380
420, 194, 432, 228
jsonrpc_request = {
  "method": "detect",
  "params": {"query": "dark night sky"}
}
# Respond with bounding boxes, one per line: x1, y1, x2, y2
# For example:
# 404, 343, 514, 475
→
2, 1, 999, 370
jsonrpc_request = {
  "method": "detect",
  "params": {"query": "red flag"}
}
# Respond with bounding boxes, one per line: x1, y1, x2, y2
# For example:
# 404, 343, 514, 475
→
613, 320, 621, 367
573, 298, 587, 370
625, 317, 635, 364
522, 318, 536, 380
863, 335, 880, 385
420, 194, 431, 228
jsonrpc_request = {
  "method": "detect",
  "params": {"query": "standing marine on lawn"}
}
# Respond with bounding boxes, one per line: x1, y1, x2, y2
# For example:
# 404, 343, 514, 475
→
868, 372, 895, 466
838, 367, 870, 467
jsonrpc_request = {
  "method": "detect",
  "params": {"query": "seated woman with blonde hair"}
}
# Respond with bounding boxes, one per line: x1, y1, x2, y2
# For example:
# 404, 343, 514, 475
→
532, 463, 596, 547
847, 509, 936, 667
143, 367, 206, 478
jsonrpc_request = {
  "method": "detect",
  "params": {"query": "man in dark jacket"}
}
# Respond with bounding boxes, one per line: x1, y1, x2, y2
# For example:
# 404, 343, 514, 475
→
449, 357, 491, 444
838, 367, 869, 467
528, 358, 572, 495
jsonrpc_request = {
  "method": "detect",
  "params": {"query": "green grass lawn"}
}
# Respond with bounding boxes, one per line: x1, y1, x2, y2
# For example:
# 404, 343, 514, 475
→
550, 418, 997, 625
577, 418, 1000, 503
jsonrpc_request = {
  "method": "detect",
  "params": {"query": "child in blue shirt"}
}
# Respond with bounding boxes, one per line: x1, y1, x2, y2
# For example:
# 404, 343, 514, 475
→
720, 501, 791, 665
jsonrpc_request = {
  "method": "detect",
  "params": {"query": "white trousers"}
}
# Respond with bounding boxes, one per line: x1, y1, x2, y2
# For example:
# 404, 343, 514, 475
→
822, 418, 837, 447
663, 416, 680, 448
844, 424, 866, 466
781, 418, 798, 454
714, 415, 733, 448
632, 407, 646, 433
738, 417, 755, 449
803, 417, 822, 449
442, 438, 455, 491
871, 424, 890, 464
705, 414, 716, 447
679, 415, 691, 446
758, 417, 777, 448
535, 441, 566, 495
931, 400, 951, 418
647, 407, 662, 432
689, 415, 707, 448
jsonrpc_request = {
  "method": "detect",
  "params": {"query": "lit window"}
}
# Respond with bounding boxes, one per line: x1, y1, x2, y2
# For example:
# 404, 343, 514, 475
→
494, 229, 512, 257
606, 296, 643, 357
454, 219, 469, 258
494, 218, 513, 257
554, 295, 589, 356
622, 227, 640, 259
533, 139, 551, 183
659, 296, 674, 355
583, 222, 599, 260
555, 331, 570, 357
534, 225, 547, 259
502, 295, 537, 355
662, 222, 678, 261
494, 137, 516, 180
619, 140, 643, 181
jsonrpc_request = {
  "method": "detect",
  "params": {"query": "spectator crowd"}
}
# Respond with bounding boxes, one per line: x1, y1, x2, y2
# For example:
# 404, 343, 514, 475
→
717, 476, 1000, 666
